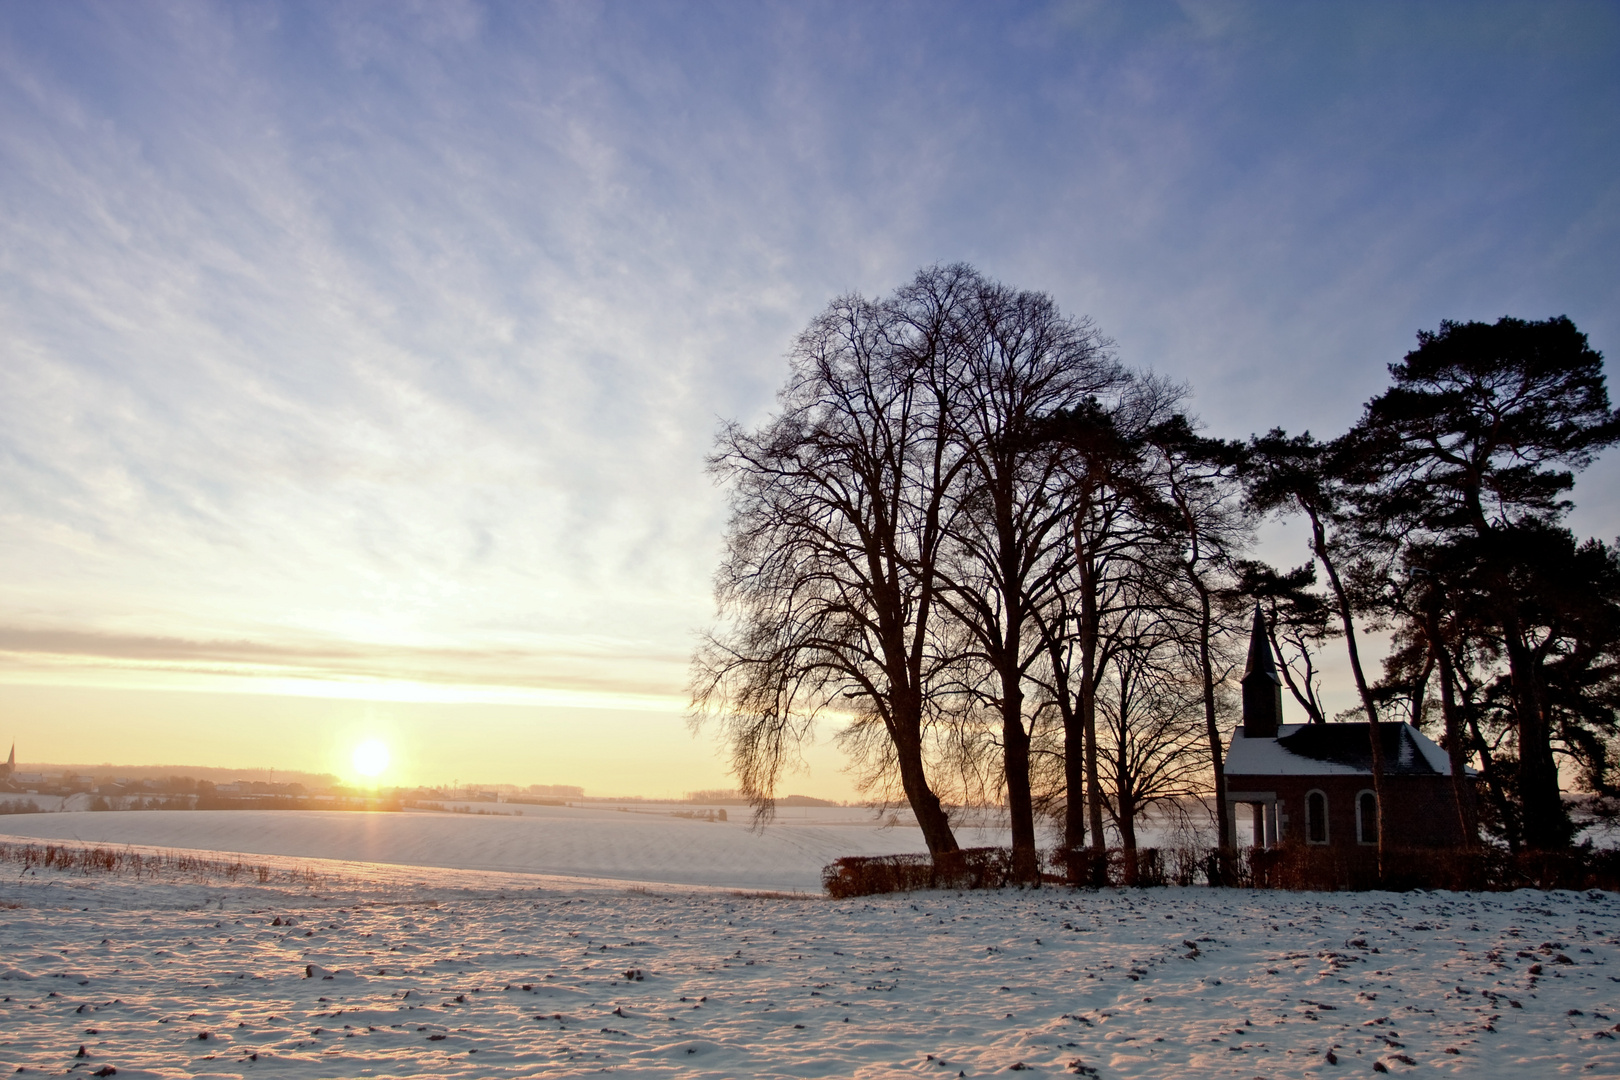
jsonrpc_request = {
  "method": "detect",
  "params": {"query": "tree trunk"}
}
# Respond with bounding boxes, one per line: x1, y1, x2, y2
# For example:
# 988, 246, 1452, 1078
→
1460, 478, 1566, 849
1430, 632, 1476, 848
1421, 598, 1473, 846
1046, 632, 1087, 853
1307, 505, 1388, 877
1075, 541, 1107, 857
1116, 769, 1139, 886
1503, 622, 1567, 850
890, 687, 959, 857
1409, 653, 1434, 730
1465, 705, 1521, 853
1195, 584, 1232, 880
1001, 673, 1040, 883
1060, 691, 1086, 853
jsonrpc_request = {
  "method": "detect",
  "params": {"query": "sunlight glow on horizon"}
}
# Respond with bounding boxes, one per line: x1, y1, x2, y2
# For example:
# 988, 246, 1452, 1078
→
351, 739, 391, 780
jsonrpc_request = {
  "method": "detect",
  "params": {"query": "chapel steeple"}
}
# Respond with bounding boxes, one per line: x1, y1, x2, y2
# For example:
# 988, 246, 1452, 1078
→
1241, 606, 1284, 738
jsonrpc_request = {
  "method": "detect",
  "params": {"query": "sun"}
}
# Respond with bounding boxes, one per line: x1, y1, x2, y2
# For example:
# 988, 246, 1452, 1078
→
351, 739, 391, 779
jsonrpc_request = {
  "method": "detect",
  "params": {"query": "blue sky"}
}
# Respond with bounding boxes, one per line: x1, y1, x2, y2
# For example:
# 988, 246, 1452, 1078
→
1, 1, 1617, 794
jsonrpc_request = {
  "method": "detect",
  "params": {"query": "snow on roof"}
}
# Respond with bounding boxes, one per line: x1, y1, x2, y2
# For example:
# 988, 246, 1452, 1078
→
1226, 722, 1455, 778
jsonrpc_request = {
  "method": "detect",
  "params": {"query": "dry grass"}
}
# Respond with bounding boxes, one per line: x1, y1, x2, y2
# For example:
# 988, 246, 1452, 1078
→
0, 839, 325, 886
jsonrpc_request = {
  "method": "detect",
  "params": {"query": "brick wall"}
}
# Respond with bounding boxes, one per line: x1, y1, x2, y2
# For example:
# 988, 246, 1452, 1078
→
1226, 772, 1475, 850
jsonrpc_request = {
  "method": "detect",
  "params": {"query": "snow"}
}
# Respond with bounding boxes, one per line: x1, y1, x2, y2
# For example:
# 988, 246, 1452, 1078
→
1228, 727, 1357, 777
1, 839, 1617, 1079
1225, 725, 1458, 778
1, 810, 1618, 1077
0, 805, 1021, 894
1410, 731, 1453, 776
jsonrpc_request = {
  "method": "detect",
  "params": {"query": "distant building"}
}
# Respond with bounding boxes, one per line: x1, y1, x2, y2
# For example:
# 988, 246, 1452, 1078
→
526, 784, 585, 799
1222, 608, 1475, 851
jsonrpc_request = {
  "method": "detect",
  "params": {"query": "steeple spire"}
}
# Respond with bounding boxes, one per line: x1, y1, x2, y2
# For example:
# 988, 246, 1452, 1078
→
1244, 604, 1278, 680
1241, 605, 1284, 738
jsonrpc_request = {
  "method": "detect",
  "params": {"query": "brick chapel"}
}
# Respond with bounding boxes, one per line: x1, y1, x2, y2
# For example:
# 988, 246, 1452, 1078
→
1222, 609, 1476, 852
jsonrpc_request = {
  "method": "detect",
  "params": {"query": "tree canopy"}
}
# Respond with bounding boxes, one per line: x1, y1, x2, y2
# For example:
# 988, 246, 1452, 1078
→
695, 284, 1620, 860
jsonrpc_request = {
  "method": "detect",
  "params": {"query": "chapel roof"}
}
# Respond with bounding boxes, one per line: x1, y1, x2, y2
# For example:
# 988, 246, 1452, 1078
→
1225, 721, 1455, 778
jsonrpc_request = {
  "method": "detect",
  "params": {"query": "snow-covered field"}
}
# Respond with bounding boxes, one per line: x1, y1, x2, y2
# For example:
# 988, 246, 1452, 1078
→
0, 811, 1617, 1078
0, 804, 1019, 893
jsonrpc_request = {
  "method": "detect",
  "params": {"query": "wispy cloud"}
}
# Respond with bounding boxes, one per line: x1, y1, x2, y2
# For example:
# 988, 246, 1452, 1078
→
0, 625, 686, 704
0, 1, 1616, 770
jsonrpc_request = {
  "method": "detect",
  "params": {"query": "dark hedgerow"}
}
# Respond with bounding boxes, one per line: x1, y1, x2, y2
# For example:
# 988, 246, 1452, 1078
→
822, 848, 1021, 899
823, 845, 1620, 897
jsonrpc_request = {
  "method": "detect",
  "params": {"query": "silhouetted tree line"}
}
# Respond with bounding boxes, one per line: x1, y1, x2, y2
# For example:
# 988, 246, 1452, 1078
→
691, 265, 1620, 876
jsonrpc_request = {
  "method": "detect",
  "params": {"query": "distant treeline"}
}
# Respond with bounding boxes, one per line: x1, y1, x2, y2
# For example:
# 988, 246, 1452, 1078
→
0, 792, 401, 813
1, 771, 592, 806
13, 764, 340, 788
682, 789, 838, 807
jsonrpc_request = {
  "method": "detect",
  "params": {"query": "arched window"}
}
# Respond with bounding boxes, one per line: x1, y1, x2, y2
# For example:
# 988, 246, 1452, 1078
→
1356, 790, 1379, 845
1306, 789, 1329, 845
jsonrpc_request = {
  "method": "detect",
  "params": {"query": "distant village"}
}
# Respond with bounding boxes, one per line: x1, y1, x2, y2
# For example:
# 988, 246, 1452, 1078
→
0, 749, 835, 815
0, 747, 603, 814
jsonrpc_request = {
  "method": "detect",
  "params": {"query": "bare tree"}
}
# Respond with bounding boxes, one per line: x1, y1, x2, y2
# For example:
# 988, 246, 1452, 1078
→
932, 275, 1122, 881
1035, 377, 1181, 857
698, 265, 1262, 876
692, 270, 977, 854
1093, 593, 1210, 880
1139, 414, 1251, 865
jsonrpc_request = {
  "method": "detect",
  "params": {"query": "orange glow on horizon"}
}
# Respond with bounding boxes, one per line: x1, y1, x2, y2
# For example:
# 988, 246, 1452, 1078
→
351, 738, 391, 779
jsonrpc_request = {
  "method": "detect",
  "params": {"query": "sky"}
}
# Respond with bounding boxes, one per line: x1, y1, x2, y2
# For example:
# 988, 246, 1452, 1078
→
1, 1, 1617, 797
